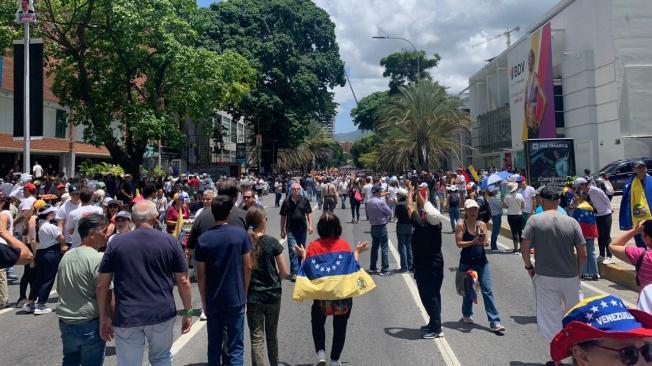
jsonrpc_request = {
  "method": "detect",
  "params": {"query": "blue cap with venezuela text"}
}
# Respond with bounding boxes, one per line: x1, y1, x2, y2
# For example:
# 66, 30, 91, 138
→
551, 294, 652, 362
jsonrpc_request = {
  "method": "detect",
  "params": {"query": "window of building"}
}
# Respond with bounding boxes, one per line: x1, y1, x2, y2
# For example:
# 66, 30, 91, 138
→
237, 122, 244, 144
554, 80, 564, 128
230, 119, 237, 144
55, 109, 67, 138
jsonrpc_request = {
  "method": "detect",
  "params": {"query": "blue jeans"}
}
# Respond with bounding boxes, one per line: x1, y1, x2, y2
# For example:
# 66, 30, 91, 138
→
287, 230, 307, 275
207, 306, 246, 366
459, 263, 501, 325
437, 192, 445, 212
340, 194, 347, 209
449, 207, 460, 231
114, 317, 174, 366
59, 319, 106, 366
370, 225, 389, 272
490, 215, 502, 250
275, 192, 282, 207
583, 238, 599, 276
306, 188, 313, 201
414, 267, 443, 332
316, 191, 322, 209
396, 223, 413, 271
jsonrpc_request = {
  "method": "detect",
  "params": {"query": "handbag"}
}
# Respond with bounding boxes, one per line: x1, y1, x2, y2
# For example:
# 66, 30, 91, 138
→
354, 191, 362, 202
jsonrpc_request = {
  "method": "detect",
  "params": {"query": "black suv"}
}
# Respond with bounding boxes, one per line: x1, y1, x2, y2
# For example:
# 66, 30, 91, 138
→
598, 158, 652, 192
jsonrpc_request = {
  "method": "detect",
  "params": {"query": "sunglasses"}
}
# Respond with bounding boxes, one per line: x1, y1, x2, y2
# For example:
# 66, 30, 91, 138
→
244, 196, 253, 199
591, 341, 652, 365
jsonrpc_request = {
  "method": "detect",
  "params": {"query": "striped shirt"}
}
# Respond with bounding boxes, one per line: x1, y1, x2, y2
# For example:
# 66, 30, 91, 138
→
626, 247, 652, 289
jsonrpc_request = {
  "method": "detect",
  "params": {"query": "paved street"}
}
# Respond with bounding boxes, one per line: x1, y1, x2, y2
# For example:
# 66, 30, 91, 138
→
0, 194, 641, 366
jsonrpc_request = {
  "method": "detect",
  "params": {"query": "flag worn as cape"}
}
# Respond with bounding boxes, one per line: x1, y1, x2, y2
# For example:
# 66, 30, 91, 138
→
572, 201, 598, 239
172, 207, 184, 239
620, 175, 652, 230
292, 249, 376, 302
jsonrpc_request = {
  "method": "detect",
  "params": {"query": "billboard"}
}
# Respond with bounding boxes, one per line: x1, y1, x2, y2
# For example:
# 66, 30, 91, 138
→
13, 40, 43, 138
525, 138, 575, 188
508, 22, 555, 151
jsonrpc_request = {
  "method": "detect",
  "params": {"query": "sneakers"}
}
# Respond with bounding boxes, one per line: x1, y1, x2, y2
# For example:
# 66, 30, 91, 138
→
34, 304, 52, 315
422, 331, 445, 339
490, 323, 506, 332
316, 350, 327, 366
602, 257, 615, 265
462, 316, 474, 324
368, 269, 380, 275
15, 298, 26, 308
200, 309, 207, 321
22, 303, 35, 313
330, 361, 342, 366
379, 271, 392, 276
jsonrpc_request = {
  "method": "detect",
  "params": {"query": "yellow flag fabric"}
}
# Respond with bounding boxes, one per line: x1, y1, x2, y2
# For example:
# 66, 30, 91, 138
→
468, 165, 480, 183
631, 177, 652, 227
172, 208, 184, 239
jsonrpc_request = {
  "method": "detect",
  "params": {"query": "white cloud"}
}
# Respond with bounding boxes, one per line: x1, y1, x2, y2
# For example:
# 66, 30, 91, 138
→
314, 0, 559, 132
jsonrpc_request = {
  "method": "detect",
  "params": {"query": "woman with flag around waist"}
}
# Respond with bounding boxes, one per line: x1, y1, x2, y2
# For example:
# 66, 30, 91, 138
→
293, 212, 374, 366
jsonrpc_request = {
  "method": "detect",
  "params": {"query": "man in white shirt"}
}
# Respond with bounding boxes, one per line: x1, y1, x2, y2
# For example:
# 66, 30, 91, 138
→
338, 179, 348, 209
575, 177, 614, 264
56, 186, 81, 247
65, 189, 103, 249
519, 177, 537, 220
362, 177, 373, 221
32, 162, 43, 179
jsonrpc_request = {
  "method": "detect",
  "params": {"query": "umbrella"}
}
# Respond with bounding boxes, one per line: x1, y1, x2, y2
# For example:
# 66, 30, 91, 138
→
486, 171, 511, 186
479, 177, 489, 190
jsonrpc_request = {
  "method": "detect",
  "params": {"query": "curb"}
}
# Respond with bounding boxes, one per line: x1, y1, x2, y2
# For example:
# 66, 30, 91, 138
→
486, 221, 639, 292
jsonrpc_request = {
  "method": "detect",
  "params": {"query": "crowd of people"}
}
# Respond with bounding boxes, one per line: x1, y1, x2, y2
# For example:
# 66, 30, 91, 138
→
0, 160, 651, 366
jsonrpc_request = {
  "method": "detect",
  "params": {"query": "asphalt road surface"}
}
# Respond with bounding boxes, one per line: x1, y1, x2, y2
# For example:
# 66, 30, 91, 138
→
0, 194, 640, 366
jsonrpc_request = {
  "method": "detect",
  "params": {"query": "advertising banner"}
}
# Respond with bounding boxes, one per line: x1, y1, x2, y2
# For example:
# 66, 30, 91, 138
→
525, 138, 575, 188
508, 22, 555, 151
236, 143, 246, 164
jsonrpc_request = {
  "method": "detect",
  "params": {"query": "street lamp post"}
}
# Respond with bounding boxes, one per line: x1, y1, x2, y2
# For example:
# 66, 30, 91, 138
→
372, 35, 420, 78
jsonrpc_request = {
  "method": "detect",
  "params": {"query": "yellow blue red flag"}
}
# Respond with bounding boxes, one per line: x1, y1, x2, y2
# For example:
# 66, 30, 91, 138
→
292, 244, 376, 302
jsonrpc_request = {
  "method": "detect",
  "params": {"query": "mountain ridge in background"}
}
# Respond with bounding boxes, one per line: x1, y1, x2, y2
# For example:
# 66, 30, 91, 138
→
333, 130, 367, 142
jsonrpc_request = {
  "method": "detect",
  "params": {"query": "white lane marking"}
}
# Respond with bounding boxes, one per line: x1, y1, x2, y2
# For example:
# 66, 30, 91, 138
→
171, 318, 207, 356
440, 215, 637, 307
0, 290, 57, 316
313, 204, 319, 211
386, 238, 461, 366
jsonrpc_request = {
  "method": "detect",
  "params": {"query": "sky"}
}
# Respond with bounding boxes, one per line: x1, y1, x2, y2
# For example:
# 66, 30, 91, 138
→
198, 0, 560, 133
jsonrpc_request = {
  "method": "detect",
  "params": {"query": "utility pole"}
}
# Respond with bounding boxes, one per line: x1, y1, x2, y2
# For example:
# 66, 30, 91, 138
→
17, 1, 36, 174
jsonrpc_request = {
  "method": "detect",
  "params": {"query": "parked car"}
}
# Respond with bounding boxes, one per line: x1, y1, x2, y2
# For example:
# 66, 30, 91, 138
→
597, 158, 652, 192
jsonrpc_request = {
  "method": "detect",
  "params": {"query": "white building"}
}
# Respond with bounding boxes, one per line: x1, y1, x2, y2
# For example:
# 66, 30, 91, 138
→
469, 0, 652, 173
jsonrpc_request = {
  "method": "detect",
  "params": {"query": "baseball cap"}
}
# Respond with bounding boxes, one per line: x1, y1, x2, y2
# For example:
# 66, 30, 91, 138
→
24, 183, 37, 192
56, 183, 66, 190
539, 186, 561, 200
115, 211, 132, 220
68, 185, 79, 194
396, 188, 408, 197
551, 295, 652, 362
33, 199, 47, 211
464, 199, 480, 209
507, 182, 519, 193
573, 177, 588, 187
37, 204, 58, 216
634, 160, 647, 169
419, 182, 428, 188
371, 185, 382, 193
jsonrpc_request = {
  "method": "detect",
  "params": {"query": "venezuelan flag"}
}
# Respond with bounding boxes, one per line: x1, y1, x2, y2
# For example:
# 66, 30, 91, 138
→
620, 175, 652, 230
467, 165, 480, 183
572, 202, 598, 238
292, 250, 376, 302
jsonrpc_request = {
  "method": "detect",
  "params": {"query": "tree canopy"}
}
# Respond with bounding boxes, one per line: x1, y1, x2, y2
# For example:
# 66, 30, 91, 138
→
198, 0, 346, 169
0, 0, 20, 52
380, 50, 441, 94
38, 0, 255, 176
350, 91, 389, 131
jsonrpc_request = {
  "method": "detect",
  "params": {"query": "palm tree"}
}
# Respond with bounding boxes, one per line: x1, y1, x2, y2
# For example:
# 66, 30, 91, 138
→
376, 80, 470, 172
276, 120, 335, 170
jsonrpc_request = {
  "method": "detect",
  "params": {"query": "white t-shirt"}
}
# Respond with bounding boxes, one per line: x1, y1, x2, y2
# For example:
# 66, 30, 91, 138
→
32, 164, 43, 178
504, 192, 524, 215
65, 205, 104, 248
521, 185, 536, 214
56, 200, 81, 244
388, 186, 398, 202
38, 221, 61, 250
363, 183, 373, 202
19, 196, 36, 211
339, 181, 348, 195
0, 210, 14, 245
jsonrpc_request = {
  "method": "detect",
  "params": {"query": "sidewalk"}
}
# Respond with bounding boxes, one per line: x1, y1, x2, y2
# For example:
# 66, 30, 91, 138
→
486, 194, 640, 291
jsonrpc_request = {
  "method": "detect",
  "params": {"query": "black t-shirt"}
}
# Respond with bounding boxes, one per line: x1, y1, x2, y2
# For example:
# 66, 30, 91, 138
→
394, 202, 411, 224
248, 235, 284, 305
410, 212, 444, 270
280, 196, 312, 232
187, 205, 247, 250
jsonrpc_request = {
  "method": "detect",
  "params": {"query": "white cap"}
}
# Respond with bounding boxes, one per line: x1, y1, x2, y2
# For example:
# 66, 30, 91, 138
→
574, 177, 588, 187
396, 188, 408, 196
464, 199, 480, 209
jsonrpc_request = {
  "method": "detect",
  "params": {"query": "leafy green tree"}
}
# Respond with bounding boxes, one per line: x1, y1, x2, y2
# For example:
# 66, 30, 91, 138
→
350, 133, 380, 168
38, 0, 255, 177
350, 91, 389, 131
380, 51, 441, 94
0, 0, 20, 52
199, 0, 346, 170
376, 80, 470, 171
277, 120, 338, 170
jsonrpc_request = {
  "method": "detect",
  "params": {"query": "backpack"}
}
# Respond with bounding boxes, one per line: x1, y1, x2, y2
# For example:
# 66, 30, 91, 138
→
449, 191, 459, 205
354, 191, 362, 202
